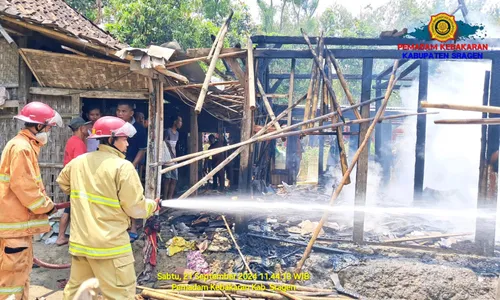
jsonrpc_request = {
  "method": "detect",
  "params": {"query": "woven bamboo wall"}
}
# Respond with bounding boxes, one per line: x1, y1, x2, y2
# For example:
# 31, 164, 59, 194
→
21, 49, 147, 90
31, 94, 75, 203
0, 38, 19, 87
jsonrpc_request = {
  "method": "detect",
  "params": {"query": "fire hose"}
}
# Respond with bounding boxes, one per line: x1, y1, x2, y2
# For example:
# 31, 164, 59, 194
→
33, 202, 72, 269
32, 200, 162, 270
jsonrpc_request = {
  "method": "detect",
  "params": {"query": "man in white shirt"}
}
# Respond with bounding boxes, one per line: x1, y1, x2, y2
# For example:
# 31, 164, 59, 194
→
86, 106, 102, 152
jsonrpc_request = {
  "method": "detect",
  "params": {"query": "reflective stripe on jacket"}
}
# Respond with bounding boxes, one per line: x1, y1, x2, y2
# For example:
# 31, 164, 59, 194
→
0, 129, 55, 238
56, 144, 157, 259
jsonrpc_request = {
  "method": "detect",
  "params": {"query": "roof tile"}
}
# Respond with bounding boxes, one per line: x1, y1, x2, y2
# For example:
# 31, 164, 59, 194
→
0, 0, 126, 50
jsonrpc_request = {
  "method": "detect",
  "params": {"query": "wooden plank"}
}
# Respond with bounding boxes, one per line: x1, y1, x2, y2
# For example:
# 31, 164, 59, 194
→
477, 71, 491, 217
353, 58, 373, 243
189, 108, 199, 193
0, 100, 20, 108
29, 87, 149, 99
156, 81, 164, 201
247, 37, 256, 111
70, 95, 81, 116
224, 58, 246, 87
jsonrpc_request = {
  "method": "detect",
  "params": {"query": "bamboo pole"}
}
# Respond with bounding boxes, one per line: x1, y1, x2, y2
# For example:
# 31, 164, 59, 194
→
292, 60, 400, 282
309, 34, 324, 128
301, 29, 345, 122
165, 51, 246, 70
141, 289, 186, 300
434, 118, 500, 125
139, 286, 199, 300
159, 96, 383, 173
326, 56, 350, 184
164, 81, 239, 91
256, 78, 282, 131
247, 37, 256, 110
327, 49, 362, 120
421, 101, 500, 114
221, 215, 253, 275
302, 41, 320, 131
195, 11, 233, 114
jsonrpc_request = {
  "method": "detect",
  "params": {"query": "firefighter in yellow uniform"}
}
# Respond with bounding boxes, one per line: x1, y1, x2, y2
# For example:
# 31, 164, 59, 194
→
56, 116, 159, 300
0, 102, 63, 300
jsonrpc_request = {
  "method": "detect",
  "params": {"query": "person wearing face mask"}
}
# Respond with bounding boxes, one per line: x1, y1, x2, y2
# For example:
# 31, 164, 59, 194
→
0, 101, 63, 299
56, 116, 160, 300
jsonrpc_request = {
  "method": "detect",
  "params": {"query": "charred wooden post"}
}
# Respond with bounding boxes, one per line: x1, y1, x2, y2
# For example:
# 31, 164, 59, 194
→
310, 34, 324, 126
476, 60, 499, 256
413, 60, 429, 203
145, 78, 159, 200
477, 71, 490, 209
353, 58, 373, 243
286, 58, 297, 184
236, 53, 253, 233
189, 108, 199, 194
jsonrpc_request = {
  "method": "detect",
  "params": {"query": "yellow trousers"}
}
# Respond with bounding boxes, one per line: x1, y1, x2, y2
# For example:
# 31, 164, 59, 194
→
63, 253, 136, 300
0, 236, 33, 300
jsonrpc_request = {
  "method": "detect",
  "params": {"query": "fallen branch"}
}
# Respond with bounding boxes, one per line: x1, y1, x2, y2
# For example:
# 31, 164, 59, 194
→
195, 11, 234, 114
383, 232, 474, 243
421, 101, 500, 114
292, 59, 400, 283
434, 118, 500, 125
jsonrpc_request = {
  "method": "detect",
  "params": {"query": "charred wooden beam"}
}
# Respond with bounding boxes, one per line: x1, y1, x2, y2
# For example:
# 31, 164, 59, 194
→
251, 35, 499, 47
353, 58, 373, 243
255, 49, 500, 59
413, 61, 428, 202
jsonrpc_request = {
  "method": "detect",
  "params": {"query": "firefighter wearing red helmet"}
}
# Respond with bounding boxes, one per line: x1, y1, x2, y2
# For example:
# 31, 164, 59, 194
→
56, 116, 159, 299
0, 101, 63, 299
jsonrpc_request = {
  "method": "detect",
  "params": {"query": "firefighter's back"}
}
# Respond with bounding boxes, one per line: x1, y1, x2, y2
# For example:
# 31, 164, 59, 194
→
62, 145, 137, 259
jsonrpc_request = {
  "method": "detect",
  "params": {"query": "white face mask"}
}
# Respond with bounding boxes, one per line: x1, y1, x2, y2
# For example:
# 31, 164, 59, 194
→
35, 131, 50, 145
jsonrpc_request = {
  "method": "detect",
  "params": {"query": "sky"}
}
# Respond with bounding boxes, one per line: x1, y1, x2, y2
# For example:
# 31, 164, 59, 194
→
245, 0, 392, 23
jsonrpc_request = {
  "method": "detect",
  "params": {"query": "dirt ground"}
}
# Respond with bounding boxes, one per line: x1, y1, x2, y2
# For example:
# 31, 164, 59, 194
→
30, 240, 499, 300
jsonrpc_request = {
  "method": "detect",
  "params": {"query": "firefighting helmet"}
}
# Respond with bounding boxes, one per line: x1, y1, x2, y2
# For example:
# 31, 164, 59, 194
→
88, 116, 137, 139
14, 101, 63, 127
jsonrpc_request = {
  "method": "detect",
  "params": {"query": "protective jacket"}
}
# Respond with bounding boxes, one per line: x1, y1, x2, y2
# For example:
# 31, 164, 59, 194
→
56, 144, 157, 259
0, 129, 55, 238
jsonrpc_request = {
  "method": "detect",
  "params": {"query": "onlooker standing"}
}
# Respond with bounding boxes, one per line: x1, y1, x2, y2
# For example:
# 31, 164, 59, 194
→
116, 102, 147, 242
208, 134, 225, 191
86, 106, 102, 152
163, 116, 182, 199
56, 117, 91, 246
